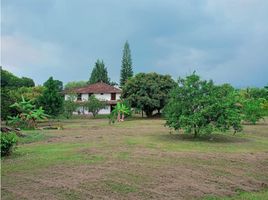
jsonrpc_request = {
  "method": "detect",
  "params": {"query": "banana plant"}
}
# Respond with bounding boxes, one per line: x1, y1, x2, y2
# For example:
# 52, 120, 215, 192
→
8, 96, 49, 128
110, 102, 131, 122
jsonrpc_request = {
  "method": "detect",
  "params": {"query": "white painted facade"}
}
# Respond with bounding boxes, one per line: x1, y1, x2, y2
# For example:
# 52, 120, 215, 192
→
64, 93, 121, 115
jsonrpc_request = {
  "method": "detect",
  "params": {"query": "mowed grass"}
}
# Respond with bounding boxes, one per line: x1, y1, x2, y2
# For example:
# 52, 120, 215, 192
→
1, 117, 268, 200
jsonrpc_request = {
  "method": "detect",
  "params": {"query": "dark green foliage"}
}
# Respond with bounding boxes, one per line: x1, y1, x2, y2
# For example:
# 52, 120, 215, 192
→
120, 41, 133, 87
64, 81, 88, 89
1, 88, 18, 120
20, 77, 35, 87
83, 95, 105, 117
0, 68, 35, 87
88, 60, 110, 84
164, 73, 242, 137
38, 77, 63, 116
0, 68, 36, 120
1, 132, 18, 156
122, 72, 176, 117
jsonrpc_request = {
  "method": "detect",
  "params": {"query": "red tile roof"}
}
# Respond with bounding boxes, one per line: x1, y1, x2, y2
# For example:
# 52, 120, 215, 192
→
64, 82, 121, 94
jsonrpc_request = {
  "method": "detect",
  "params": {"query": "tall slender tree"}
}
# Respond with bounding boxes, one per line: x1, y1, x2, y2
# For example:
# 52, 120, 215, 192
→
120, 41, 133, 87
88, 59, 110, 84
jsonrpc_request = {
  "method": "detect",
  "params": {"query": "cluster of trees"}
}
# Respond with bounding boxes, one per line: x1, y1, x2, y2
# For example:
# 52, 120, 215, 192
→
1, 68, 37, 120
121, 72, 268, 137
65, 41, 134, 89
1, 69, 64, 121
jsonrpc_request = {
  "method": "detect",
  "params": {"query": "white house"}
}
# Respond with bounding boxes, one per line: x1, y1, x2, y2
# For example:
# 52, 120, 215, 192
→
64, 82, 121, 115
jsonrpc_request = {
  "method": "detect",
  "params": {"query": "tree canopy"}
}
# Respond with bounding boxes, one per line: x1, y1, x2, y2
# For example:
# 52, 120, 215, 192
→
1, 68, 35, 88
64, 81, 88, 89
1, 67, 35, 119
122, 72, 176, 117
88, 60, 110, 84
37, 77, 63, 116
120, 41, 133, 87
164, 73, 242, 137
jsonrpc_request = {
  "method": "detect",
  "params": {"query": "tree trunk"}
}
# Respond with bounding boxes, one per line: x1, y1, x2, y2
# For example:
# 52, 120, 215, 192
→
194, 129, 198, 138
122, 113, 125, 121
141, 110, 143, 118
117, 112, 120, 122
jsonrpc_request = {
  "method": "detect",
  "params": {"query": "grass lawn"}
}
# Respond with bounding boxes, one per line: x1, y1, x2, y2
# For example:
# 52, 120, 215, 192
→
1, 117, 268, 200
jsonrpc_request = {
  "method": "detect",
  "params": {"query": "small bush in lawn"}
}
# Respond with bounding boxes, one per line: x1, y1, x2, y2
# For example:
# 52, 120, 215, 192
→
1, 132, 18, 156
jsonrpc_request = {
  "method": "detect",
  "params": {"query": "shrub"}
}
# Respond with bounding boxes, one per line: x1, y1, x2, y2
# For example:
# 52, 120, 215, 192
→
1, 132, 18, 156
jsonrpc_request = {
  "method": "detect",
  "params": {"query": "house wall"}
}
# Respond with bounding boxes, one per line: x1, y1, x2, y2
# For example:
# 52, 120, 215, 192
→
65, 93, 121, 102
64, 92, 120, 115
74, 105, 110, 115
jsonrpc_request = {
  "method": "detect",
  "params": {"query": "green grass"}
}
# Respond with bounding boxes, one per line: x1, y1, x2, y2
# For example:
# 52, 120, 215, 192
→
104, 180, 138, 194
203, 189, 268, 200
18, 131, 52, 144
1, 118, 268, 200
1, 142, 104, 173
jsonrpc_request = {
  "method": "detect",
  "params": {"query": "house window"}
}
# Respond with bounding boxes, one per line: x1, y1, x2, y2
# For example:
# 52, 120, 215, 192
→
111, 93, 116, 100
100, 93, 104, 95
77, 93, 82, 101
88, 93, 93, 98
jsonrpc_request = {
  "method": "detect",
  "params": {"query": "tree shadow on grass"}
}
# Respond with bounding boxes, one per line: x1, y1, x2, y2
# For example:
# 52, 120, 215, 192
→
155, 133, 251, 144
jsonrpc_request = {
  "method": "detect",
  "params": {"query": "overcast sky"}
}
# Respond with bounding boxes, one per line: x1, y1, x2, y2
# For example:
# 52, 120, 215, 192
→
1, 0, 268, 87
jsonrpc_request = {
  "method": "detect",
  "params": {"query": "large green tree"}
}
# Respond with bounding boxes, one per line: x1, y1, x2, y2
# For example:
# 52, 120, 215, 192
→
122, 72, 176, 117
88, 59, 110, 84
120, 41, 133, 87
164, 73, 242, 137
38, 77, 63, 116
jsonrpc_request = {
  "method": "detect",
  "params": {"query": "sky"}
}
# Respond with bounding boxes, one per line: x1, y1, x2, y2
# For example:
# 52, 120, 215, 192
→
1, 0, 268, 87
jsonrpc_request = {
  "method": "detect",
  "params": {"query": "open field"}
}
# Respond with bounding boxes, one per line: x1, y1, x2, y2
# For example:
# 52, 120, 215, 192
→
1, 118, 268, 200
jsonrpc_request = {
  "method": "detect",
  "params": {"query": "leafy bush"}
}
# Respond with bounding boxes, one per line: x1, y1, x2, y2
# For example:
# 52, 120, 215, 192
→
63, 93, 78, 118
1, 132, 18, 156
83, 95, 105, 117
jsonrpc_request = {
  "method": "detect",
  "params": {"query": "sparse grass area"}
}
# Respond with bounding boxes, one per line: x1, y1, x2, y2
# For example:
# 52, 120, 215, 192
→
1, 117, 268, 199
203, 189, 268, 200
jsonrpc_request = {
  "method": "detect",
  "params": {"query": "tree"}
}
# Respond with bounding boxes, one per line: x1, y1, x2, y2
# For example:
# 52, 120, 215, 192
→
122, 72, 176, 117
88, 59, 110, 84
38, 77, 63, 116
241, 98, 265, 124
64, 81, 88, 90
120, 41, 133, 87
164, 73, 242, 137
83, 95, 105, 117
63, 93, 78, 119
